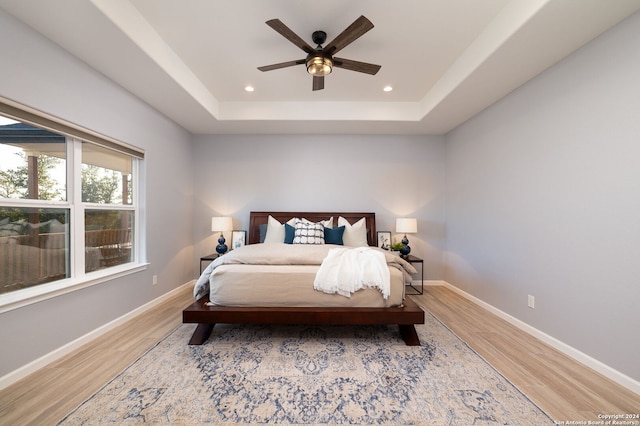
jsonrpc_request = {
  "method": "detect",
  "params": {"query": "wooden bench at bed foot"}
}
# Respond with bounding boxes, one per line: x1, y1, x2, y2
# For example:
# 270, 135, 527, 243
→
182, 297, 425, 346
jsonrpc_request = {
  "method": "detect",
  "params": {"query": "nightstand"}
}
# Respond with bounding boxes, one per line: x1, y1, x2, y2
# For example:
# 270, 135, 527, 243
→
402, 254, 424, 295
200, 253, 220, 274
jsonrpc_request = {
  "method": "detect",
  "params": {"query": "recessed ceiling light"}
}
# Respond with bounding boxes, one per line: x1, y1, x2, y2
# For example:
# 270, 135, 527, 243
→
244, 85, 255, 92
383, 86, 393, 92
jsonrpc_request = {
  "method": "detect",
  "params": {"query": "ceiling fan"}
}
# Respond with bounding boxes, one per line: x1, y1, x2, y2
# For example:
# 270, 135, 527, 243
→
257, 15, 381, 91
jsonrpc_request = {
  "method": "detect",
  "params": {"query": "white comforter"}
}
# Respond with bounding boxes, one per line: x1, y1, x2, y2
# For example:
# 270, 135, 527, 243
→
314, 247, 391, 299
194, 243, 416, 300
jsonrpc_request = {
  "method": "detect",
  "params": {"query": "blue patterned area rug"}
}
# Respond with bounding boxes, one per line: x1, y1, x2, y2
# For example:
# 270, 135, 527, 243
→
59, 310, 554, 425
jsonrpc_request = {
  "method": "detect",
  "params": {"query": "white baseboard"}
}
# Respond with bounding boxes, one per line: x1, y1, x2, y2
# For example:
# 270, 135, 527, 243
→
0, 280, 195, 391
440, 281, 640, 396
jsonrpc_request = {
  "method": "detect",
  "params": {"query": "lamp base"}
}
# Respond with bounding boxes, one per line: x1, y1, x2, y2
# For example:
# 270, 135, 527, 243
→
400, 234, 411, 256
216, 233, 228, 255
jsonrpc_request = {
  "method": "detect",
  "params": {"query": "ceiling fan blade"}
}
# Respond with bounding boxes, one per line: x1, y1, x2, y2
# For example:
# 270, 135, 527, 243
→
312, 76, 324, 91
258, 59, 305, 72
333, 57, 381, 75
266, 19, 315, 55
323, 15, 374, 56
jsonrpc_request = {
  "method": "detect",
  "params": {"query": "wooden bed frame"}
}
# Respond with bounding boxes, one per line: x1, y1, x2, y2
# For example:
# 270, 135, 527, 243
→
182, 211, 425, 346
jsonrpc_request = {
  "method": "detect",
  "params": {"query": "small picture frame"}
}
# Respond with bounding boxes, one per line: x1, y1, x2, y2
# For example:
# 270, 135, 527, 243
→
377, 231, 391, 250
231, 230, 246, 250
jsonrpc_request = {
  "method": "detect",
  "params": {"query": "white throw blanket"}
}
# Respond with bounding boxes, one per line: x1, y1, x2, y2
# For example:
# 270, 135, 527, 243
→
313, 247, 391, 299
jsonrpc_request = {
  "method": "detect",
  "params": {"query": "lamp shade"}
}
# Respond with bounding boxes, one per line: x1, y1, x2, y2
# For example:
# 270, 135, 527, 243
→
396, 218, 417, 234
211, 216, 233, 232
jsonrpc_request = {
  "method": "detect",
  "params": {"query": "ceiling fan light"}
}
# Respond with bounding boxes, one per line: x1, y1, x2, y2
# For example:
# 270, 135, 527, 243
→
306, 55, 333, 76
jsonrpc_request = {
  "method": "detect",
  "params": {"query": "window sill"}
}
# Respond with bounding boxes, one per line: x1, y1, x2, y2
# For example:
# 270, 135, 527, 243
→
0, 262, 149, 314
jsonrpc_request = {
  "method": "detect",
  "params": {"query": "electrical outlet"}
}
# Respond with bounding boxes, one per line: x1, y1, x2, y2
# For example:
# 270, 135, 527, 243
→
152, 275, 158, 285
528, 294, 535, 309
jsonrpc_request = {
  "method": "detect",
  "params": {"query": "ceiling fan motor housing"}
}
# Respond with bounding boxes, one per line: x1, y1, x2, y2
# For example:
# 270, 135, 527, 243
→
311, 30, 327, 46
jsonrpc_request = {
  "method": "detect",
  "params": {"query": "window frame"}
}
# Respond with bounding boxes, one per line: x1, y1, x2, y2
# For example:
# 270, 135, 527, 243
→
0, 98, 146, 313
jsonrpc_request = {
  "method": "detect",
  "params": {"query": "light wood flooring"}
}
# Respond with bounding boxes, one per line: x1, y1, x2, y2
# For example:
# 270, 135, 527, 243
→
0, 284, 637, 424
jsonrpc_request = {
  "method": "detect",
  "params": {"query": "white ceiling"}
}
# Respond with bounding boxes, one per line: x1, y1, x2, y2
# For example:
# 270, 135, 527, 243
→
2, 0, 640, 135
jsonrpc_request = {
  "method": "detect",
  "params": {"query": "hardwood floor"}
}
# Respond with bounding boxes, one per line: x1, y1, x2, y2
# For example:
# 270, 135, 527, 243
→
0, 285, 193, 425
413, 286, 639, 422
0, 284, 637, 424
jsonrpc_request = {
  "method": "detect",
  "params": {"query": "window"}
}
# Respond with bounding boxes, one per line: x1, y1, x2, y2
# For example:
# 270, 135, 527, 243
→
0, 99, 144, 307
0, 207, 70, 293
82, 143, 135, 273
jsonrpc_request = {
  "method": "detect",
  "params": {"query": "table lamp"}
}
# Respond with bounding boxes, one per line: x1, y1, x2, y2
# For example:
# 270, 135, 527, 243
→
396, 218, 417, 257
211, 216, 233, 255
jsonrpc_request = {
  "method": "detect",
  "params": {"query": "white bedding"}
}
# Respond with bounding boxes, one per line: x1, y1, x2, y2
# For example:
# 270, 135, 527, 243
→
194, 243, 416, 307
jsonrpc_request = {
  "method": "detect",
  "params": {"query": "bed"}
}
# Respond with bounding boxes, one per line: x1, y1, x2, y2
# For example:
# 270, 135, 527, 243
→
182, 211, 425, 345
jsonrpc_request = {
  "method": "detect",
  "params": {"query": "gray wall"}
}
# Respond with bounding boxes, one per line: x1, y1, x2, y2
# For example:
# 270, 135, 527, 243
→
0, 10, 194, 377
2, 3, 638, 390
445, 11, 640, 381
192, 134, 446, 280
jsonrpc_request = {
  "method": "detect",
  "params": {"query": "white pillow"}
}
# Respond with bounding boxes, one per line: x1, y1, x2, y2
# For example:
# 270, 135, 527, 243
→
338, 216, 369, 247
302, 216, 333, 229
263, 215, 297, 243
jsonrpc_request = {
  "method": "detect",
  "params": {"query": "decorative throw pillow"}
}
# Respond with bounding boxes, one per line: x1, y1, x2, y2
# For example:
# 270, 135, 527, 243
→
324, 225, 345, 245
338, 216, 369, 247
263, 215, 297, 243
300, 217, 333, 228
292, 220, 325, 245
258, 223, 268, 243
284, 223, 296, 244
322, 217, 334, 228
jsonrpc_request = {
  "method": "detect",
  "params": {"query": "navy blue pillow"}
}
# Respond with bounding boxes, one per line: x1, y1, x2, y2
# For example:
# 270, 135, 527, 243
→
284, 223, 296, 244
324, 226, 345, 245
259, 223, 268, 243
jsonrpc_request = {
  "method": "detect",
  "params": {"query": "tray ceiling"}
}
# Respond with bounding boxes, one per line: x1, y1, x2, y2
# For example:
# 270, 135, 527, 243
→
1, 0, 639, 134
